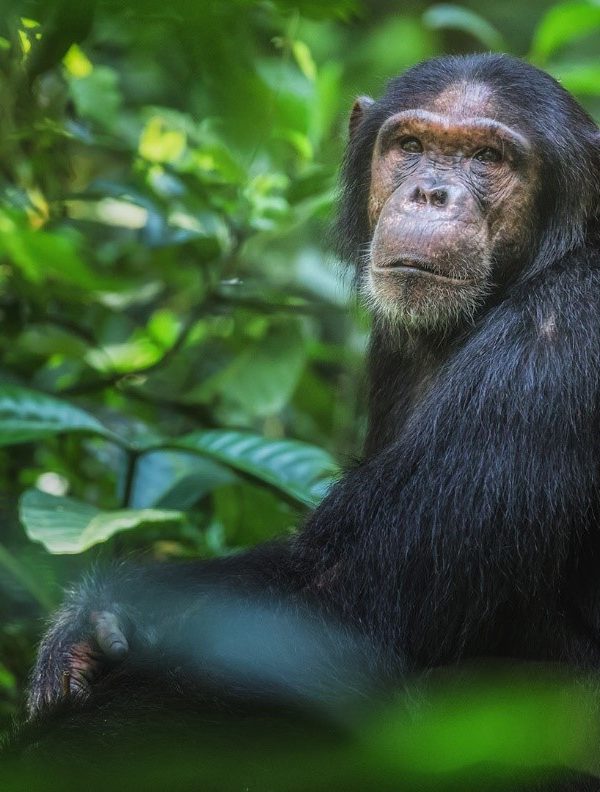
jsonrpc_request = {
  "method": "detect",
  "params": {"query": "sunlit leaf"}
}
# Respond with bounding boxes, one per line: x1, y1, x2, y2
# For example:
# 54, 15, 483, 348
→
139, 116, 187, 163
20, 489, 184, 554
66, 198, 148, 230
147, 309, 181, 348
84, 337, 162, 373
63, 43, 92, 77
292, 40, 317, 81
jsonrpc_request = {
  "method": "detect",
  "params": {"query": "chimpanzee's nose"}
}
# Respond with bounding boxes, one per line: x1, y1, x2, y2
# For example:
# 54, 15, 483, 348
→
411, 184, 450, 208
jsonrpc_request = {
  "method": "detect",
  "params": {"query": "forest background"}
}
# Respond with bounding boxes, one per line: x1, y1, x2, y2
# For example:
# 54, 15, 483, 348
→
0, 0, 599, 774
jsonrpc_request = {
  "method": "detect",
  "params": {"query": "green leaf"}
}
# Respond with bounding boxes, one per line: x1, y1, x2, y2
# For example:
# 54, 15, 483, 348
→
196, 320, 307, 419
530, 2, 600, 63
422, 4, 505, 50
191, 142, 246, 185
292, 40, 317, 81
212, 481, 297, 547
139, 116, 187, 164
0, 544, 54, 610
0, 662, 16, 693
130, 451, 236, 510
0, 211, 108, 289
0, 385, 120, 447
548, 61, 600, 95
63, 43, 93, 78
358, 17, 436, 82
85, 337, 163, 373
20, 489, 184, 554
68, 66, 121, 127
174, 430, 338, 507
364, 674, 593, 778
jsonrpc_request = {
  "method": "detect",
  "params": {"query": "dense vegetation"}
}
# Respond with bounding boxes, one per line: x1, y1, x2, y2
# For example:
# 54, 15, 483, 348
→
1, 0, 600, 782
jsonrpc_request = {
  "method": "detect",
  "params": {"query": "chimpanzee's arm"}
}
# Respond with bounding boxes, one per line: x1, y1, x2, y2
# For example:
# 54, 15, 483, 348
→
27, 542, 293, 716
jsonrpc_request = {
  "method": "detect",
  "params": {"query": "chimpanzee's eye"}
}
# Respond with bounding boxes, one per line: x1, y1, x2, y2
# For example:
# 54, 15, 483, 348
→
474, 147, 502, 163
399, 137, 423, 154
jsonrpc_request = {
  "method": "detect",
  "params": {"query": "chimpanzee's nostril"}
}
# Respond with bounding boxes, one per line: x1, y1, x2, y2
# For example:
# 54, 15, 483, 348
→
412, 186, 428, 205
431, 188, 448, 207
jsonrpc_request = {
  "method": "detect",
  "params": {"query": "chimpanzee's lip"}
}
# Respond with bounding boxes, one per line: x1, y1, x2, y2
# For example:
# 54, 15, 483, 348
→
372, 260, 474, 285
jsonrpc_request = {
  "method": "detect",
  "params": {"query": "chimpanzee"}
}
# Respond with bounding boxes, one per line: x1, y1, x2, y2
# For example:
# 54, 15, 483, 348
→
19, 53, 600, 786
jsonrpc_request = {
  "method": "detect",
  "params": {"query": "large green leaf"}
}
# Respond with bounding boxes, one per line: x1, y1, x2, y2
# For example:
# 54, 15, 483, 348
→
190, 320, 308, 420
220, 322, 307, 417
20, 489, 184, 554
174, 430, 338, 507
129, 450, 236, 509
0, 385, 120, 446
530, 2, 600, 63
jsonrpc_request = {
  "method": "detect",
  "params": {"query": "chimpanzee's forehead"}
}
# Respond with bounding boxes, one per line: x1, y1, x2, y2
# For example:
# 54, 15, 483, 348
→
426, 81, 496, 119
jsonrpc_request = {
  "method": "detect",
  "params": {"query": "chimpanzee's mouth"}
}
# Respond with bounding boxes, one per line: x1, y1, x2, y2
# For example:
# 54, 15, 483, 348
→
372, 259, 474, 285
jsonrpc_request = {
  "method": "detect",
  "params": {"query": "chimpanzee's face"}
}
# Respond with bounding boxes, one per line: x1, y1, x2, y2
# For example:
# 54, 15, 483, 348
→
354, 82, 538, 329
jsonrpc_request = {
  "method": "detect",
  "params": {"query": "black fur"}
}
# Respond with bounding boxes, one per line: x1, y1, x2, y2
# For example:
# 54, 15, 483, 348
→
13, 54, 600, 788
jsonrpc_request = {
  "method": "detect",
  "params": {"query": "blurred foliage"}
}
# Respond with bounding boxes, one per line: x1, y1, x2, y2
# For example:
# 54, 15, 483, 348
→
0, 0, 599, 781
2, 662, 600, 789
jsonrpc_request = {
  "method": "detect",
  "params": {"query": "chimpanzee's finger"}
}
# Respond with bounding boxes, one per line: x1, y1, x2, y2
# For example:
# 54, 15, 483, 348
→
90, 610, 129, 659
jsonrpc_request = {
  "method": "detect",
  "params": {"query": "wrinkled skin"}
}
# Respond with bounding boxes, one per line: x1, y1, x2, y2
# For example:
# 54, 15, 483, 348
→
358, 84, 538, 328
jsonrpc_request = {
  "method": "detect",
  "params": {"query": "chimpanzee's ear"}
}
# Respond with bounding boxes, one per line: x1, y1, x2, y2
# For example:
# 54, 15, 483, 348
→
349, 96, 374, 138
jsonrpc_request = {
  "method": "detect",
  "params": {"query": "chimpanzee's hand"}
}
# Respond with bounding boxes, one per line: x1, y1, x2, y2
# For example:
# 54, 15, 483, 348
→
27, 606, 129, 718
